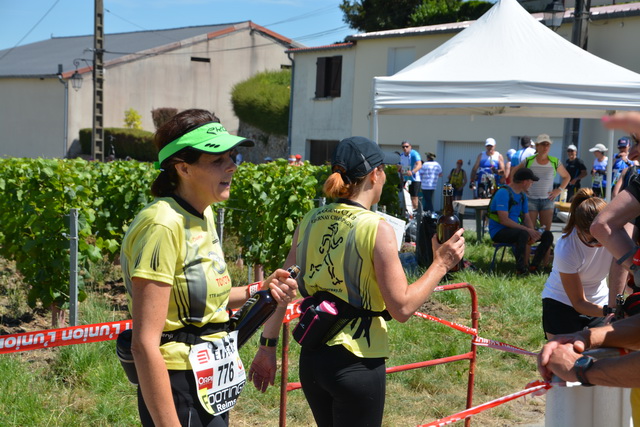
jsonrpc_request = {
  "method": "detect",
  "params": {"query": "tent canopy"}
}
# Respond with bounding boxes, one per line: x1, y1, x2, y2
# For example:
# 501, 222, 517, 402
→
373, 0, 640, 119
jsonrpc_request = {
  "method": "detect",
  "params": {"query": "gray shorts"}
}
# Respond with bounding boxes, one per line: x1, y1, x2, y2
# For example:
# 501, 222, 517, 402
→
528, 197, 555, 212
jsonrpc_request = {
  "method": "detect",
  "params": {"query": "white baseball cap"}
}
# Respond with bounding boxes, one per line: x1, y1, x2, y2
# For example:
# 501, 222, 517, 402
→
485, 138, 496, 146
567, 144, 578, 151
589, 143, 608, 152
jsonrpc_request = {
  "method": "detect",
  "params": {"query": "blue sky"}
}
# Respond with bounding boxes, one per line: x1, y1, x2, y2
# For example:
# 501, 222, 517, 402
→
0, 0, 353, 51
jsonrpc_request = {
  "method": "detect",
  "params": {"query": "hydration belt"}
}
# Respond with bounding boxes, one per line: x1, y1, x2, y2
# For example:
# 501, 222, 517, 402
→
160, 321, 231, 346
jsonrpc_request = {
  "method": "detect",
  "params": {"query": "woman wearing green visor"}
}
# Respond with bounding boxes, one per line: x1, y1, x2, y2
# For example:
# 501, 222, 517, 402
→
121, 109, 298, 426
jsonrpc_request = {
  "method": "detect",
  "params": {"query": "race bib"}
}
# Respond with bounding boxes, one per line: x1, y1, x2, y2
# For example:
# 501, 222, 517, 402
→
188, 330, 246, 416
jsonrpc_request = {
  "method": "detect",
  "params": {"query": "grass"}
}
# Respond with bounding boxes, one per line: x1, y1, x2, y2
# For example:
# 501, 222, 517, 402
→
0, 230, 549, 426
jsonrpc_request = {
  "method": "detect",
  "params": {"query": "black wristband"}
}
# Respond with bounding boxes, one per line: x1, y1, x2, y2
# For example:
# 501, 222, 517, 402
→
259, 334, 278, 347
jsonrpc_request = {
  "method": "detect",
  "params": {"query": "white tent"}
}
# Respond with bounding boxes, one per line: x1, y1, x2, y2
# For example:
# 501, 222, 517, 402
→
372, 0, 640, 199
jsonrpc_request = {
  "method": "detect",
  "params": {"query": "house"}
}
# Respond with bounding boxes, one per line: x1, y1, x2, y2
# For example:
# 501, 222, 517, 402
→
288, 2, 640, 204
0, 21, 299, 158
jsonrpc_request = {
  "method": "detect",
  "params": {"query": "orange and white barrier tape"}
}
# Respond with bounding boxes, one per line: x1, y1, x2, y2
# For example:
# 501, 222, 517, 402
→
472, 336, 538, 357
0, 319, 132, 354
418, 380, 552, 427
412, 311, 477, 335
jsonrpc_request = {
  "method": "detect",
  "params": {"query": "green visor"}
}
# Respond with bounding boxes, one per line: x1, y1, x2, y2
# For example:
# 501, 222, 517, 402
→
155, 122, 254, 168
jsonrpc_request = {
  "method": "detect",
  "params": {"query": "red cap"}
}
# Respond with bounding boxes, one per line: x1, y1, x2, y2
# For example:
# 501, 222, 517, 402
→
295, 154, 302, 160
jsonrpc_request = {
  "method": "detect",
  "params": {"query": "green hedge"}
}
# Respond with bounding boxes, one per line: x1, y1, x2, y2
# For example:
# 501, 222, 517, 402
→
0, 159, 403, 308
79, 128, 156, 161
231, 70, 290, 136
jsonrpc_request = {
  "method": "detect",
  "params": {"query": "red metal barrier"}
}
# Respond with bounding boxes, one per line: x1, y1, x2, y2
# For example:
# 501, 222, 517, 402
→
278, 282, 479, 427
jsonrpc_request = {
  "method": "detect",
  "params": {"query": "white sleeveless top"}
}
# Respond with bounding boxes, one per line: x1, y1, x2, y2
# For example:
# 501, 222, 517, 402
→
527, 158, 556, 199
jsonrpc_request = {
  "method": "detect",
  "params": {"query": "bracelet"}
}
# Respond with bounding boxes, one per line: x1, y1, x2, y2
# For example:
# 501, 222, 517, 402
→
246, 282, 261, 299
603, 305, 614, 316
259, 334, 278, 347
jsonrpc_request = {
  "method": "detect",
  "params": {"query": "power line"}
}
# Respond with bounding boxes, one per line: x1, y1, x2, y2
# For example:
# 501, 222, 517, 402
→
262, 5, 336, 27
0, 0, 61, 61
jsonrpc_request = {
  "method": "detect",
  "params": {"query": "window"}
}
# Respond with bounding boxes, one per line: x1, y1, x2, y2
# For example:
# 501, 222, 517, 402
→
315, 56, 342, 98
309, 139, 339, 165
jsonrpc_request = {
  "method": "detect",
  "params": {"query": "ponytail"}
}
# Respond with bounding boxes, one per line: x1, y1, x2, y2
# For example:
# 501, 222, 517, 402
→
562, 188, 606, 238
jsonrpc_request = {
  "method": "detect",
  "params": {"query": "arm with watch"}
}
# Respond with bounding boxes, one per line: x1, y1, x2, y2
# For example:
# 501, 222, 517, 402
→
248, 228, 301, 393
538, 315, 640, 387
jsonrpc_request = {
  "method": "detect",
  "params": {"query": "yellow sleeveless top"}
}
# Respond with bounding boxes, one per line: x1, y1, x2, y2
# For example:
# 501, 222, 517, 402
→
296, 202, 389, 358
121, 197, 231, 370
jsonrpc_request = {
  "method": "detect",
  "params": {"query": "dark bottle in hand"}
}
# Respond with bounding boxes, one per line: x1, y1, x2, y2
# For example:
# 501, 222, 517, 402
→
436, 183, 462, 272
230, 265, 300, 348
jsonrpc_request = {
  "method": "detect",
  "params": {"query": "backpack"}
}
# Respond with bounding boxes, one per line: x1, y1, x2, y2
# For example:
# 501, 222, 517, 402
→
525, 154, 559, 175
487, 185, 526, 224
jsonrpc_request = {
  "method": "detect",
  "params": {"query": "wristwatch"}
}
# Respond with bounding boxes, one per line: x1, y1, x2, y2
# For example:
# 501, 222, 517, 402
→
259, 334, 278, 347
574, 355, 596, 387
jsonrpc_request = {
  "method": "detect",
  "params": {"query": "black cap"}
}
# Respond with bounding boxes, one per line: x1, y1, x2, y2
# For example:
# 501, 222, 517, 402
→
513, 167, 539, 182
332, 136, 399, 181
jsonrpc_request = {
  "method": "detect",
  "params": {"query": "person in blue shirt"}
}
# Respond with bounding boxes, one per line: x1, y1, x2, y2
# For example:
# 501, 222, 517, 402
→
488, 167, 553, 275
398, 140, 423, 211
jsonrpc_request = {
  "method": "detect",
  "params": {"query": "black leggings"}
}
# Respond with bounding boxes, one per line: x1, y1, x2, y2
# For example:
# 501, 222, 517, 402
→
138, 369, 230, 427
299, 344, 386, 427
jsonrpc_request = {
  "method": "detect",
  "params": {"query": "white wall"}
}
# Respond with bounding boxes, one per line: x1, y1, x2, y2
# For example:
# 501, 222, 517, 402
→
289, 47, 356, 160
0, 78, 66, 158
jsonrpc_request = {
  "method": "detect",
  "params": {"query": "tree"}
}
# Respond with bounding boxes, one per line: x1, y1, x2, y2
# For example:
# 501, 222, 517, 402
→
340, 0, 493, 32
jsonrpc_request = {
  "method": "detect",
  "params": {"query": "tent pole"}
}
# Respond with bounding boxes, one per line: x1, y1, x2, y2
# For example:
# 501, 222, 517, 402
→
605, 129, 614, 202
372, 109, 379, 143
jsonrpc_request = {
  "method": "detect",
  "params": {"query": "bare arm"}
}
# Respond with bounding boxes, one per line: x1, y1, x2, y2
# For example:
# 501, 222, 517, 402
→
612, 167, 626, 198
470, 154, 481, 184
558, 272, 603, 317
131, 278, 181, 427
249, 228, 300, 392
591, 190, 640, 268
497, 210, 540, 241
374, 222, 464, 322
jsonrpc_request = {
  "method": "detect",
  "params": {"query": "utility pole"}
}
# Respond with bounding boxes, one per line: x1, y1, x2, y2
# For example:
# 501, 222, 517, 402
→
92, 0, 105, 161
562, 0, 591, 156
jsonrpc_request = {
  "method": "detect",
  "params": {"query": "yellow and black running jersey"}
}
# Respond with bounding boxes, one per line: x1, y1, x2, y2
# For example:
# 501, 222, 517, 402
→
121, 197, 231, 369
296, 202, 389, 358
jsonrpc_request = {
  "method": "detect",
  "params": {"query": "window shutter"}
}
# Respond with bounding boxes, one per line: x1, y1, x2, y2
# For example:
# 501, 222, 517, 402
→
315, 57, 328, 98
329, 56, 342, 97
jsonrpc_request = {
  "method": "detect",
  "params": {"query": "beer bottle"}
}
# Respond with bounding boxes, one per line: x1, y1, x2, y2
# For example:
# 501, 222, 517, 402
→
230, 265, 300, 348
437, 183, 462, 272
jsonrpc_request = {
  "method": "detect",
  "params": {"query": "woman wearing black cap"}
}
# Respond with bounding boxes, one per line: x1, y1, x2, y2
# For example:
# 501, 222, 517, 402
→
121, 109, 298, 426
261, 136, 464, 426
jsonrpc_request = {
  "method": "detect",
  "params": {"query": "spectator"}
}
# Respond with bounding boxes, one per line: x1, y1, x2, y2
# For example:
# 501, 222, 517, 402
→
264, 156, 273, 163
564, 144, 587, 200
448, 159, 468, 201
505, 148, 516, 184
398, 140, 423, 211
256, 136, 464, 426
488, 167, 553, 275
470, 138, 504, 198
612, 137, 633, 189
511, 136, 536, 168
294, 154, 304, 166
288, 155, 297, 165
541, 188, 626, 340
538, 111, 640, 425
589, 143, 609, 197
418, 152, 443, 212
510, 134, 570, 235
120, 109, 297, 426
